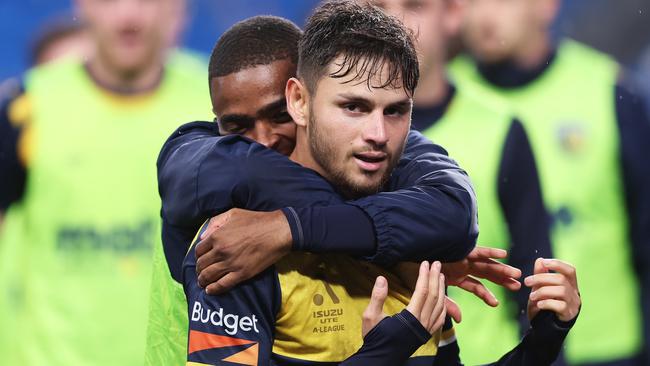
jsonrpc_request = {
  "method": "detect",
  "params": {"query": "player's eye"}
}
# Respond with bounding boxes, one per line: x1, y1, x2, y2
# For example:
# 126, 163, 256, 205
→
342, 103, 362, 113
384, 106, 407, 117
220, 123, 248, 135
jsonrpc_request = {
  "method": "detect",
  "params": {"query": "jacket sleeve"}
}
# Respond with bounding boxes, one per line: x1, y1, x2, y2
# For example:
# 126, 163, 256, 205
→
340, 310, 432, 365
486, 310, 576, 366
286, 130, 478, 268
157, 122, 252, 281
158, 122, 343, 281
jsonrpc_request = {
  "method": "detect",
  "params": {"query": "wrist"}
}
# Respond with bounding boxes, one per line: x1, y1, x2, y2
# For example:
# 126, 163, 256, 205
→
280, 207, 305, 251
272, 209, 294, 254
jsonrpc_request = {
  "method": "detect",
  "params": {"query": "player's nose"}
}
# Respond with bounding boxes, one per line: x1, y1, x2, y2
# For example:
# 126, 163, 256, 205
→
362, 115, 388, 147
251, 121, 281, 151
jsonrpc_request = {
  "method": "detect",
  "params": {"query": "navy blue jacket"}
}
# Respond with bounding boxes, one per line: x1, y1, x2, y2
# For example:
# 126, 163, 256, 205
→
158, 122, 479, 281
168, 129, 574, 364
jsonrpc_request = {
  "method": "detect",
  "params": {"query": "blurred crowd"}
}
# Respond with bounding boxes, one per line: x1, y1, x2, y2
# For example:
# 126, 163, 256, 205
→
0, 0, 648, 365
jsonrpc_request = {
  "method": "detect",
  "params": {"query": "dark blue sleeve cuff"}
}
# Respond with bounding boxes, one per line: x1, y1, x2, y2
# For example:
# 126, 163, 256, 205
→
281, 205, 376, 255
281, 207, 305, 251
341, 309, 431, 365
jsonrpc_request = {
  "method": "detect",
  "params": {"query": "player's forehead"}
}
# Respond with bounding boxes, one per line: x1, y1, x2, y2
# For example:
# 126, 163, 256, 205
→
212, 61, 293, 115
368, 0, 435, 10
317, 54, 410, 103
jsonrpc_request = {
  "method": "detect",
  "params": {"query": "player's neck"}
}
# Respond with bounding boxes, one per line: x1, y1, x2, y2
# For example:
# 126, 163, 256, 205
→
289, 132, 328, 178
413, 65, 449, 108
85, 55, 164, 95
510, 32, 553, 70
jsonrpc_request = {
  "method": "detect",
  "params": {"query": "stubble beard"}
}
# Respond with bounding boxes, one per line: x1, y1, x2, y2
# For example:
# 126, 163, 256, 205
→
307, 111, 400, 199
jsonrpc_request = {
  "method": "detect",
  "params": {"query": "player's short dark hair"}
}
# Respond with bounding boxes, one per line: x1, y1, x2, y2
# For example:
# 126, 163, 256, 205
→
208, 15, 302, 82
298, 0, 419, 97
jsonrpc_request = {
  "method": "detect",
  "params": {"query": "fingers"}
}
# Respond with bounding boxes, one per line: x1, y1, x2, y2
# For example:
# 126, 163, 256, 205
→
468, 246, 508, 260
524, 273, 566, 288
196, 217, 227, 258
529, 285, 566, 302
197, 262, 228, 288
445, 296, 462, 323
195, 236, 213, 258
420, 262, 442, 326
539, 259, 578, 286
362, 277, 389, 337
205, 272, 242, 295
525, 258, 580, 322
456, 276, 499, 307
195, 241, 224, 274
533, 257, 549, 275
365, 276, 389, 318
469, 259, 522, 281
426, 274, 446, 331
431, 302, 447, 333
535, 299, 569, 317
502, 278, 523, 291
407, 261, 431, 315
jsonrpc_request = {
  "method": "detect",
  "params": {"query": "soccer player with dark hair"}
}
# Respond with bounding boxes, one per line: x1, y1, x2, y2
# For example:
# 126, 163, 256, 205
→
146, 13, 483, 364
452, 1, 650, 365
153, 1, 580, 364
361, 0, 555, 363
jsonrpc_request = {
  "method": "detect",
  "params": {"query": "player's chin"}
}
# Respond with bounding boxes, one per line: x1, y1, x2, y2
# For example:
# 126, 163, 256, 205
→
349, 172, 386, 196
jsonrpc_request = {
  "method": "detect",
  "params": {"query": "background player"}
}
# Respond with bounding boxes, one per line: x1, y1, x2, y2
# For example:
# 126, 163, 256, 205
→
363, 0, 552, 362
452, 0, 650, 364
0, 0, 211, 364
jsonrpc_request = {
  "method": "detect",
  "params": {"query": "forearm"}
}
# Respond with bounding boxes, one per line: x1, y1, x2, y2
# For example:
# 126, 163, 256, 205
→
350, 179, 477, 267
282, 205, 376, 255
157, 121, 222, 228
286, 131, 477, 267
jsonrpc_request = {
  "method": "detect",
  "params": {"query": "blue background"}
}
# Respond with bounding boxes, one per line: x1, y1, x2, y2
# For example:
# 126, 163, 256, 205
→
1, 0, 649, 82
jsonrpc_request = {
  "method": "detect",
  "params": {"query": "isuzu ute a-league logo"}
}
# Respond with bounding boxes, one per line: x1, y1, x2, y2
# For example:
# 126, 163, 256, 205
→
312, 281, 345, 334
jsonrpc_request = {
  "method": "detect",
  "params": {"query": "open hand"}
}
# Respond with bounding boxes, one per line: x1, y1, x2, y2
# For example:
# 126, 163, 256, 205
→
442, 246, 522, 307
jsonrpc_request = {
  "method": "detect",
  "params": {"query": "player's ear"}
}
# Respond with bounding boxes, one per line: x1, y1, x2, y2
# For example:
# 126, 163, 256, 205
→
286, 77, 309, 128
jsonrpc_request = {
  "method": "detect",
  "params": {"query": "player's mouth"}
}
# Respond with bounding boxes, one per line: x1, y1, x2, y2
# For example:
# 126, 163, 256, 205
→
353, 152, 387, 172
118, 28, 143, 48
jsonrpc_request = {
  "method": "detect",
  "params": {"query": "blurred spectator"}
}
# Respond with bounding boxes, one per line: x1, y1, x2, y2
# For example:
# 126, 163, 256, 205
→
451, 0, 650, 365
369, 0, 551, 363
553, 0, 650, 66
0, 0, 211, 364
30, 16, 92, 66
637, 45, 650, 116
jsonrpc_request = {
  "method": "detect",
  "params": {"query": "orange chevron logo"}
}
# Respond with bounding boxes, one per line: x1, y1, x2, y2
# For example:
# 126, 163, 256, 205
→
188, 330, 259, 366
